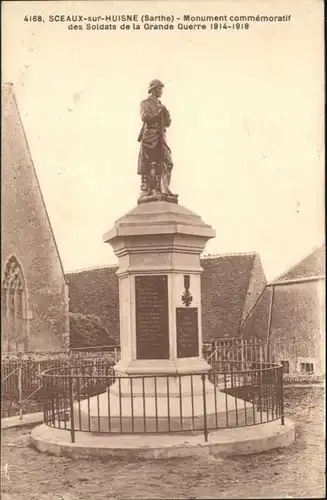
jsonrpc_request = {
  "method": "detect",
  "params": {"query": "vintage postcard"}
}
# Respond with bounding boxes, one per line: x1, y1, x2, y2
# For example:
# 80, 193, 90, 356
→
2, 1, 325, 499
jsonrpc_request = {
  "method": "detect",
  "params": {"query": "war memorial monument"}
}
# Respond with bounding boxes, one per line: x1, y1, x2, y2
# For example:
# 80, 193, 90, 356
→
31, 80, 295, 459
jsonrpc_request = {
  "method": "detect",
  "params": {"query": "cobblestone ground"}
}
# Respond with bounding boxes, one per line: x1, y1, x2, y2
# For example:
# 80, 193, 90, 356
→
1, 386, 325, 500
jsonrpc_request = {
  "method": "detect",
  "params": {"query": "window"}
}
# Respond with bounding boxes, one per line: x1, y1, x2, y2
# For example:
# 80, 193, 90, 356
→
300, 362, 314, 374
2, 256, 27, 351
280, 360, 290, 374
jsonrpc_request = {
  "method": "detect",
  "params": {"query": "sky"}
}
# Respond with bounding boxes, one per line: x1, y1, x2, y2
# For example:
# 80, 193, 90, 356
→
2, 0, 324, 281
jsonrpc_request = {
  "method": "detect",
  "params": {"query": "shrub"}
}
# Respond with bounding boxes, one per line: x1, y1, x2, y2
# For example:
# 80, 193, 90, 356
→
69, 312, 116, 349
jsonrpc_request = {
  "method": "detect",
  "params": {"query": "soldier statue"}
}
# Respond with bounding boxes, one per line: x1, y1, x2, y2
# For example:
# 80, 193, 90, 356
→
137, 79, 178, 204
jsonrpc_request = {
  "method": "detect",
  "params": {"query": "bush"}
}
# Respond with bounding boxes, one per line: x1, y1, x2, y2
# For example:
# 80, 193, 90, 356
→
69, 313, 116, 349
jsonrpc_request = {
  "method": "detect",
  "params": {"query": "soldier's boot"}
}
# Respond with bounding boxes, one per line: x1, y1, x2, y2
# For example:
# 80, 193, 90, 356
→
153, 163, 161, 194
155, 175, 161, 194
149, 164, 157, 194
140, 175, 149, 196
166, 171, 176, 196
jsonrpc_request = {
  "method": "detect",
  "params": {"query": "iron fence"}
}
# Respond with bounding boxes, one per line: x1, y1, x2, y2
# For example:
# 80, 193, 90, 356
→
1, 356, 117, 418
42, 361, 284, 443
203, 338, 267, 367
1, 338, 283, 419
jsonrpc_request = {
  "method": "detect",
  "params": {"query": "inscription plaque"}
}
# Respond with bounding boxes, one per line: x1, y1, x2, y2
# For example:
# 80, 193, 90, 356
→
135, 275, 169, 360
176, 308, 199, 358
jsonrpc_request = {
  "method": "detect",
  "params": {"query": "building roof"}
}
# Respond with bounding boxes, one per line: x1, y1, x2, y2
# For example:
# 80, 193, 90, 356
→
272, 245, 325, 284
66, 252, 267, 341
2, 82, 67, 284
66, 265, 120, 341
241, 245, 325, 348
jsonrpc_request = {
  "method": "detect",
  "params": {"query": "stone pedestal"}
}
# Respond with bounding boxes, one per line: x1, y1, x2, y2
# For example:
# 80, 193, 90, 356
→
77, 202, 258, 433
105, 202, 215, 379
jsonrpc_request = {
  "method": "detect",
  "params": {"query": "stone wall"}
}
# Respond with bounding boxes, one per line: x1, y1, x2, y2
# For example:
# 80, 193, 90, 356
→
269, 282, 323, 376
242, 281, 324, 376
1, 347, 119, 363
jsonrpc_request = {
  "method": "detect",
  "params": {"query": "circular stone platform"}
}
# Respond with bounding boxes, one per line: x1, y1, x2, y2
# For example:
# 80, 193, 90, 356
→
30, 419, 295, 460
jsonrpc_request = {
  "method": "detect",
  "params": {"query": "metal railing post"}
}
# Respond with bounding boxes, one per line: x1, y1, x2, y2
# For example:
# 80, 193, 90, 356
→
18, 361, 23, 420
280, 366, 285, 425
201, 373, 208, 442
43, 374, 47, 423
51, 378, 55, 426
69, 374, 76, 443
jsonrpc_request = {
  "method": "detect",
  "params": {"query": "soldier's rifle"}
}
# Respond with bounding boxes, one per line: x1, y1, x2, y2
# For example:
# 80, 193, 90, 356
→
159, 105, 169, 194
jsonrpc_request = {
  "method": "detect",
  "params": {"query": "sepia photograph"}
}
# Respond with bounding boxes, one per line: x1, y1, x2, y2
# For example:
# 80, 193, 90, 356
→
1, 1, 325, 499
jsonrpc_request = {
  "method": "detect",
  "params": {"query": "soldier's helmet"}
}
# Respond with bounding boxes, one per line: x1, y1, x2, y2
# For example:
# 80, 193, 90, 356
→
148, 79, 164, 93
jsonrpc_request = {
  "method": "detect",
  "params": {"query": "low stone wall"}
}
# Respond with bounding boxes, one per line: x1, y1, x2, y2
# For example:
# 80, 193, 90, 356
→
1, 346, 120, 363
283, 374, 324, 385
2, 350, 70, 362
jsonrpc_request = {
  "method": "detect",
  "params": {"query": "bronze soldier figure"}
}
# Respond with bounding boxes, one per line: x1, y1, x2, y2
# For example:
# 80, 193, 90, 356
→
137, 79, 177, 203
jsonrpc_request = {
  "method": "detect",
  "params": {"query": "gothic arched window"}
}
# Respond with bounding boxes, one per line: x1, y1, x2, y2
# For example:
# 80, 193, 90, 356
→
2, 256, 27, 351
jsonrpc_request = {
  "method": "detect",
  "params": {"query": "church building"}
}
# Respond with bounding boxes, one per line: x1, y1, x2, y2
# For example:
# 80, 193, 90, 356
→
1, 83, 69, 352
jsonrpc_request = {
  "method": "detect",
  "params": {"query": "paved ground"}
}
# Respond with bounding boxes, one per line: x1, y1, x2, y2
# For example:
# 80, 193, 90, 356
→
1, 412, 43, 430
1, 385, 325, 499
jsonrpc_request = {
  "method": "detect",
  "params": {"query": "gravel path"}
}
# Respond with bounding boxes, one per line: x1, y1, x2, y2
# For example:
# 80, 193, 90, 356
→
1, 386, 325, 499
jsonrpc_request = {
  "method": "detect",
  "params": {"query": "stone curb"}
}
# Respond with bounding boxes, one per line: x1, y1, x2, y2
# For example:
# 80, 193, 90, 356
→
30, 419, 295, 460
1, 412, 44, 431
284, 383, 324, 388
